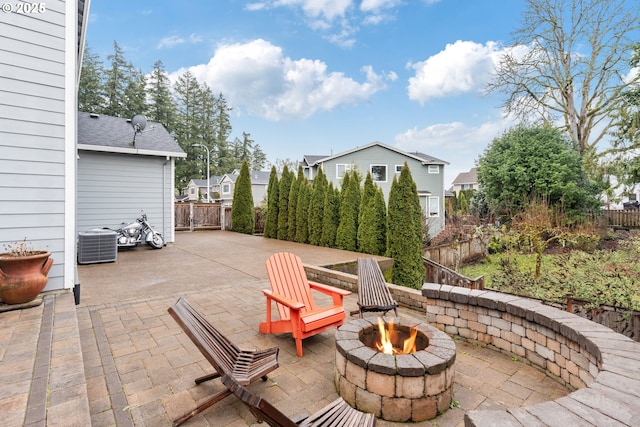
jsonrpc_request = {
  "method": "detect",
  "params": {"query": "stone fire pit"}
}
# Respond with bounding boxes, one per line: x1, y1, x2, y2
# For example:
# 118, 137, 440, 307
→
335, 318, 456, 422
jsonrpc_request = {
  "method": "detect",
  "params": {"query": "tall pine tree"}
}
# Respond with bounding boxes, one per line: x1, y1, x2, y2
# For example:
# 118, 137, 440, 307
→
78, 46, 105, 113
147, 60, 176, 132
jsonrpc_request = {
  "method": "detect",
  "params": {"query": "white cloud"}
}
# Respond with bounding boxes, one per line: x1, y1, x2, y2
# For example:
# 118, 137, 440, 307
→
394, 115, 516, 186
171, 39, 393, 120
246, 0, 405, 46
157, 33, 203, 49
407, 40, 504, 104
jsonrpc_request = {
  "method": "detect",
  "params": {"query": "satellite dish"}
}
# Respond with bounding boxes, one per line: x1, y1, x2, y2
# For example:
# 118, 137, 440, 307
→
129, 114, 147, 146
131, 114, 147, 133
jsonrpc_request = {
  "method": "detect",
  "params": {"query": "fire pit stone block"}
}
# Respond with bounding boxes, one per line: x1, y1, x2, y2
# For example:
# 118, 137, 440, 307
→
335, 318, 456, 422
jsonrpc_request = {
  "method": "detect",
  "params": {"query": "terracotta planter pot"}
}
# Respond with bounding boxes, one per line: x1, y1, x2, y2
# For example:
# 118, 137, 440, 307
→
0, 251, 53, 305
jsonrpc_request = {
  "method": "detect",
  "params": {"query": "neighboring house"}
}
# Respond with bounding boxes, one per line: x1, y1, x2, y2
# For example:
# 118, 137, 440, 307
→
216, 169, 272, 207
77, 112, 186, 242
183, 177, 222, 202
302, 141, 449, 237
1, 2, 90, 292
451, 167, 479, 194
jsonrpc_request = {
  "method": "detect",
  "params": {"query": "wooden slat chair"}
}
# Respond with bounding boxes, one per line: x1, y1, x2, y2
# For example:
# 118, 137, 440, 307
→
353, 258, 398, 318
221, 373, 376, 427
259, 252, 351, 357
168, 297, 279, 426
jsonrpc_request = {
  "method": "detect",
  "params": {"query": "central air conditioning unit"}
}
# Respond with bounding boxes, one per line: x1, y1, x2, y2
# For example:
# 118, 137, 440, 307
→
78, 229, 118, 264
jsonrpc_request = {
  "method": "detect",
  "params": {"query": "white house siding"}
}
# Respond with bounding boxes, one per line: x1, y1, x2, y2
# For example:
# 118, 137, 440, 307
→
319, 144, 446, 237
0, 1, 76, 291
77, 151, 176, 243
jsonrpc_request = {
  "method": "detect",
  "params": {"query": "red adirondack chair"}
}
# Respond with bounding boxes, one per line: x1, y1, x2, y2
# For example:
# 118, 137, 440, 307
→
259, 252, 351, 357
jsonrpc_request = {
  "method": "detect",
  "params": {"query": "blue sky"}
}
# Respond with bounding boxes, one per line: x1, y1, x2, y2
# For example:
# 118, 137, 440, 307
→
85, 0, 528, 187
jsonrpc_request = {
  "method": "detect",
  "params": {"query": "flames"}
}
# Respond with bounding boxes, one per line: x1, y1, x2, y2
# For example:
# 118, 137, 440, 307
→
375, 318, 418, 355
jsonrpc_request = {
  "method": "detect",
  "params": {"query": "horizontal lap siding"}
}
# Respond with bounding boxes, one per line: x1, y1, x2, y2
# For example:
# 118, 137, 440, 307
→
0, 5, 67, 290
77, 151, 174, 242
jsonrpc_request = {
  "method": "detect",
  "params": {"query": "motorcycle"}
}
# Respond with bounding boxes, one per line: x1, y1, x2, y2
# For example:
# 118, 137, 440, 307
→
109, 212, 164, 249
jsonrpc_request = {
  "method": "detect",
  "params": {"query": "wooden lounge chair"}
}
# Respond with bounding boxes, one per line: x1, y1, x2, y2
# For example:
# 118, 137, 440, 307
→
168, 297, 279, 426
259, 252, 351, 357
221, 373, 376, 427
353, 258, 398, 318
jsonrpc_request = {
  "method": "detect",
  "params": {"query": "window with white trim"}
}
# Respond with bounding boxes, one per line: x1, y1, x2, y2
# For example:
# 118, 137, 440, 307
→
429, 196, 439, 217
222, 183, 231, 194
370, 165, 387, 182
336, 163, 355, 179
428, 165, 439, 174
395, 164, 403, 174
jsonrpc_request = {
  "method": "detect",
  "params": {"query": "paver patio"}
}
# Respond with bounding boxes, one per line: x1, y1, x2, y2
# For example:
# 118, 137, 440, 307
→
0, 231, 571, 426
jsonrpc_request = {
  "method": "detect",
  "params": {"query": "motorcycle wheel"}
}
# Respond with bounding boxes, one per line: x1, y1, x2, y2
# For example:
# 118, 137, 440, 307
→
149, 233, 164, 249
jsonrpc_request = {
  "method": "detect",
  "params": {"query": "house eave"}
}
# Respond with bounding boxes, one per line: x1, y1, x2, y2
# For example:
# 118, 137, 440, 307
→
78, 144, 187, 158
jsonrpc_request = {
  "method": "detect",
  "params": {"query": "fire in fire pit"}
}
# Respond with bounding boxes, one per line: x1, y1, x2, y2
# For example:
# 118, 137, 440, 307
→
335, 318, 455, 422
371, 318, 421, 355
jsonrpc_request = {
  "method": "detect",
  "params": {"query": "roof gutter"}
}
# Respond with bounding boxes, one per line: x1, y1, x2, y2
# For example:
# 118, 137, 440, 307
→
77, 144, 187, 158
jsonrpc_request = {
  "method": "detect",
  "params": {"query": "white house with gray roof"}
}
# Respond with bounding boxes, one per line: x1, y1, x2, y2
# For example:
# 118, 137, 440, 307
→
302, 141, 449, 237
77, 112, 186, 243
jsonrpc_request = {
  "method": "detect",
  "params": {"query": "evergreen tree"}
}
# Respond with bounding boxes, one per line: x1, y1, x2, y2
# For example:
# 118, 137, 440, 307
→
78, 46, 105, 113
287, 167, 302, 241
320, 183, 340, 248
387, 163, 425, 289
212, 93, 235, 174
264, 166, 279, 239
103, 41, 129, 117
231, 161, 254, 234
276, 166, 292, 240
173, 71, 203, 190
336, 171, 361, 251
251, 144, 268, 171
358, 174, 387, 255
146, 60, 176, 132
122, 65, 147, 119
308, 168, 327, 246
295, 179, 310, 243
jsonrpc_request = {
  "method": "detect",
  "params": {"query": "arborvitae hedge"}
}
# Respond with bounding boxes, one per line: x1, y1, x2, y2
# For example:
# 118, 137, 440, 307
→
231, 160, 255, 234
387, 163, 425, 288
276, 166, 292, 240
264, 166, 279, 238
335, 171, 361, 251
358, 177, 387, 256
308, 168, 327, 246
286, 166, 302, 241
320, 183, 340, 247
295, 179, 310, 243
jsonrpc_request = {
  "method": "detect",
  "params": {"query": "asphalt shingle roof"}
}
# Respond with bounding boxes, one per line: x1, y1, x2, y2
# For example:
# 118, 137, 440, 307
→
77, 112, 185, 156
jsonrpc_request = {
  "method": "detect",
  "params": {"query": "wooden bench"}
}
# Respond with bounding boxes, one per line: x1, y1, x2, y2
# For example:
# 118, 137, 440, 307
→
221, 373, 376, 427
168, 297, 279, 426
352, 258, 398, 318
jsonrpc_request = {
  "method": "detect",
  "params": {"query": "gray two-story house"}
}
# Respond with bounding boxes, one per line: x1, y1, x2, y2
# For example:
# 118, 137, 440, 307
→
302, 142, 448, 237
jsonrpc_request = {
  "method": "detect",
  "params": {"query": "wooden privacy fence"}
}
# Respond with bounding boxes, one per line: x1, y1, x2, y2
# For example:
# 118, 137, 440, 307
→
175, 203, 264, 233
423, 237, 485, 268
175, 203, 222, 230
602, 210, 640, 228
423, 257, 484, 289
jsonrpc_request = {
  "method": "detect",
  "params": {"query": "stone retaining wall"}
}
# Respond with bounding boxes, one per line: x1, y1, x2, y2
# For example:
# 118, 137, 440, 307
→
305, 265, 640, 426
422, 283, 640, 426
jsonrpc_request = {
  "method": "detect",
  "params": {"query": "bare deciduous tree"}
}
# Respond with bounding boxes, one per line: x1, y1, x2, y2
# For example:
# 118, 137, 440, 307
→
488, 0, 640, 159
